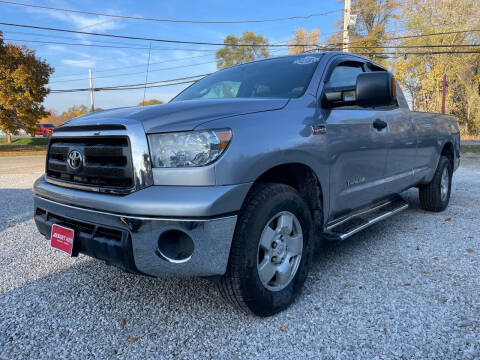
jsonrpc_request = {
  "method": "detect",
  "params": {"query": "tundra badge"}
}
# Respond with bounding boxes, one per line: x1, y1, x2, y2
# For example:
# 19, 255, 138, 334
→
311, 125, 327, 135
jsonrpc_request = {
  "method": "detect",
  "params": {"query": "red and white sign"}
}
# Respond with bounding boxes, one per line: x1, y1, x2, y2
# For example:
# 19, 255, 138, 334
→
50, 224, 74, 256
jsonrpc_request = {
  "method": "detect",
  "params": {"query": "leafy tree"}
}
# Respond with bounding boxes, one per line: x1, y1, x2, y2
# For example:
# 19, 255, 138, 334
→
138, 99, 164, 106
39, 109, 63, 126
328, 0, 399, 65
59, 105, 89, 123
394, 0, 480, 135
0, 32, 53, 143
287, 28, 321, 54
215, 31, 270, 69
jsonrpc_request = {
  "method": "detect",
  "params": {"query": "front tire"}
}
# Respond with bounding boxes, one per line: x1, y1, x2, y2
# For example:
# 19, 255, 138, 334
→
217, 183, 315, 316
419, 156, 452, 212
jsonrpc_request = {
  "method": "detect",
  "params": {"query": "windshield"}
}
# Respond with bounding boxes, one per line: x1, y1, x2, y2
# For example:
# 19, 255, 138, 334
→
42, 124, 54, 128
172, 55, 321, 102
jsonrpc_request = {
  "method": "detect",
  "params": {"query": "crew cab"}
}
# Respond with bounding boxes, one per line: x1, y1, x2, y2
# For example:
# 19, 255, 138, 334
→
33, 52, 460, 316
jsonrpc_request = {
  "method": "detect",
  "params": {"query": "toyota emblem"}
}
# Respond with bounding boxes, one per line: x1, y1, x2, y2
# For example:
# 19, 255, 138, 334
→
67, 150, 82, 170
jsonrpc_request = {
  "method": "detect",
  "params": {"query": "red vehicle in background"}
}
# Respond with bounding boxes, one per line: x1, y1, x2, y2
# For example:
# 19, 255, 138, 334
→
35, 124, 55, 137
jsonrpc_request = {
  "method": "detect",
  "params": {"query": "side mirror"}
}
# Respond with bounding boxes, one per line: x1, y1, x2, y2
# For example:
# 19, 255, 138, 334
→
322, 72, 396, 109
356, 72, 396, 108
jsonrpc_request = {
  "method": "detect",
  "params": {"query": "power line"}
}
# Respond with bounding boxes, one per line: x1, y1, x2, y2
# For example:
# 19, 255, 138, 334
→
8, 34, 480, 55
3, 38, 155, 50
51, 54, 214, 78
388, 29, 480, 41
350, 50, 480, 56
3, 21, 480, 51
50, 73, 210, 93
2, 29, 125, 42
328, 43, 480, 50
343, 28, 480, 47
51, 79, 199, 93
49, 60, 217, 83
102, 80, 199, 91
69, 73, 209, 89
2, 38, 220, 52
2, 30, 198, 48
0, 1, 341, 24
0, 22, 322, 47
326, 17, 478, 42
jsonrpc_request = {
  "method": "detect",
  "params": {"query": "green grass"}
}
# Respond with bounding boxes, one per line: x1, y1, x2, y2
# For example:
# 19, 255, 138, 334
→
0, 136, 48, 155
461, 145, 480, 154
0, 137, 48, 146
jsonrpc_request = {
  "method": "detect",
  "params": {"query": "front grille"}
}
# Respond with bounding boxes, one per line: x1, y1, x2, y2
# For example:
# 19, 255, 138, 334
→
46, 136, 134, 190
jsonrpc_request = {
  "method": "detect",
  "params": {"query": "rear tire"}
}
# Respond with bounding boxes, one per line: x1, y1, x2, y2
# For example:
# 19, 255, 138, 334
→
217, 183, 315, 317
419, 156, 452, 212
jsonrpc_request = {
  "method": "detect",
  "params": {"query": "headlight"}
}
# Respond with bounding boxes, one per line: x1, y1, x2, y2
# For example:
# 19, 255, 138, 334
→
148, 129, 232, 168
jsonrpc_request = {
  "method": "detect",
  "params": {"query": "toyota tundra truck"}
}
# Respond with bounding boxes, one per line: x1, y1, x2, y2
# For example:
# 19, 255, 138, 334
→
34, 52, 460, 316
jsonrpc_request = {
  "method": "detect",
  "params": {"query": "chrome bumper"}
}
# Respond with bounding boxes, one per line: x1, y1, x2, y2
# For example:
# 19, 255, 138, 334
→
34, 196, 237, 277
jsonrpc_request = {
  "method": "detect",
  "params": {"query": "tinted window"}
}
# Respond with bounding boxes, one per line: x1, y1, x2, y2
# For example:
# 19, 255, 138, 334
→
326, 63, 364, 88
173, 55, 321, 101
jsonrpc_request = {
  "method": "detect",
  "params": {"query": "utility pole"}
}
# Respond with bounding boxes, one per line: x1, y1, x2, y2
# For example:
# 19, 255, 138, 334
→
142, 42, 152, 104
89, 68, 95, 112
343, 0, 351, 52
441, 74, 447, 114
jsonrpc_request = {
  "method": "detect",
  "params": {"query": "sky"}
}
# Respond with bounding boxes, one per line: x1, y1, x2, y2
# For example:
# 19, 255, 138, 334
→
0, 0, 343, 113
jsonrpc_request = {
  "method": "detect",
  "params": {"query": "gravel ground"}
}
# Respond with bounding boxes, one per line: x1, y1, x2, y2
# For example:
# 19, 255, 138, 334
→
0, 157, 479, 360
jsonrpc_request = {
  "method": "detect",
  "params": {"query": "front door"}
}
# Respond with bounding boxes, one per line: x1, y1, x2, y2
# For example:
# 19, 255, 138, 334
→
322, 59, 389, 220
326, 108, 390, 220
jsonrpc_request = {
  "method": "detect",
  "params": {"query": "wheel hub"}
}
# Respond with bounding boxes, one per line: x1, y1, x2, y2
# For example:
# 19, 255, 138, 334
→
271, 238, 287, 263
257, 211, 303, 292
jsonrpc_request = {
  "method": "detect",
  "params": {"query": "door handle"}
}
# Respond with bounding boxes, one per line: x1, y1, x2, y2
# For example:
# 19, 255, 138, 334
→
373, 119, 387, 131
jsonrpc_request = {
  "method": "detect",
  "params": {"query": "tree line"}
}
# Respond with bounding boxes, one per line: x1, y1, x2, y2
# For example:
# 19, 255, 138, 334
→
1, 0, 479, 142
41, 99, 164, 127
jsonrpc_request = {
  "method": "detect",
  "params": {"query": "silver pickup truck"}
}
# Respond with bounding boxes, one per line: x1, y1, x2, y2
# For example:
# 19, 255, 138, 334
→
34, 52, 460, 316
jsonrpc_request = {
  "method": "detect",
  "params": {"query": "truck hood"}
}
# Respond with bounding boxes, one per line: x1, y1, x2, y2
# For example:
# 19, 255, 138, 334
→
61, 98, 288, 133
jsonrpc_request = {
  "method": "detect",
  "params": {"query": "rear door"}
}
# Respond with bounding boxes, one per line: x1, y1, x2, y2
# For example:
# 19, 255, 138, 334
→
381, 81, 417, 194
322, 58, 390, 220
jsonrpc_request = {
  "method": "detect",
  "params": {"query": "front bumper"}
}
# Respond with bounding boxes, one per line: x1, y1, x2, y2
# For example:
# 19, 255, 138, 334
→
34, 195, 238, 277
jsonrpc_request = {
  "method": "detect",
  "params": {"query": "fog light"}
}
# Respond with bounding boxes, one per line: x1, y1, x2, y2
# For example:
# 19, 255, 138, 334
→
156, 230, 194, 263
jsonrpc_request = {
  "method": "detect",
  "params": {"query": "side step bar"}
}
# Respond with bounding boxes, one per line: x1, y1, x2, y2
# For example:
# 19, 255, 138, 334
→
322, 196, 409, 242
